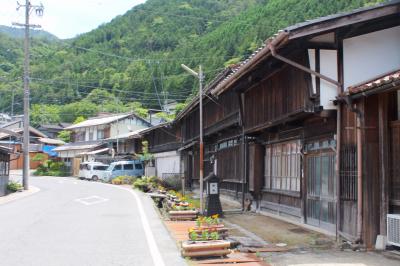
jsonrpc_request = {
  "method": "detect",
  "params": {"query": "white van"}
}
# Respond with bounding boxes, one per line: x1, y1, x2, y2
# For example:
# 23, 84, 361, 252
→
78, 162, 109, 181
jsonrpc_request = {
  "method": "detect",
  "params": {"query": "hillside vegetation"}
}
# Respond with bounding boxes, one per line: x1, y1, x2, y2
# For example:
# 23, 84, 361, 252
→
0, 0, 384, 124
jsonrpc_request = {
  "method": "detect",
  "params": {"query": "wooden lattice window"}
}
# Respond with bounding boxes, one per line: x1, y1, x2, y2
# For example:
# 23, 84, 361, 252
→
264, 140, 301, 192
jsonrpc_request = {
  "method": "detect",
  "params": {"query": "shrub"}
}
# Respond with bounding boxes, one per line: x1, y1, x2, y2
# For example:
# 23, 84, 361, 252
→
33, 160, 68, 176
133, 178, 150, 192
7, 181, 22, 192
159, 174, 182, 191
112, 178, 122, 185
120, 176, 137, 184
132, 176, 158, 192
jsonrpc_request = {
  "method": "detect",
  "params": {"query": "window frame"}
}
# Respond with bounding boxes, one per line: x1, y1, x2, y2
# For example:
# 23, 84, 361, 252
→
264, 139, 302, 195
123, 164, 134, 170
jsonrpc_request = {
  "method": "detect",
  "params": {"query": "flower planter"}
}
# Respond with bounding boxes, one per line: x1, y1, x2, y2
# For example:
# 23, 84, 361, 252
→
188, 227, 229, 240
169, 210, 198, 221
181, 240, 231, 258
196, 224, 225, 230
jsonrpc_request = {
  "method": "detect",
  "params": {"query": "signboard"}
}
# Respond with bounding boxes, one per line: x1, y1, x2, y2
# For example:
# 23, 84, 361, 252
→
210, 182, 218, 195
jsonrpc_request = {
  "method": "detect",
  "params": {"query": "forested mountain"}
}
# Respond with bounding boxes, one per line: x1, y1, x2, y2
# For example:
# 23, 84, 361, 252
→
0, 25, 58, 41
0, 0, 384, 124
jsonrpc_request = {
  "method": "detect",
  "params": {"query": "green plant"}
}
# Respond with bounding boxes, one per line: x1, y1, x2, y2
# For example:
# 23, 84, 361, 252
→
201, 230, 209, 241
138, 141, 154, 163
196, 217, 202, 227
31, 153, 46, 162
159, 174, 182, 191
112, 177, 122, 185
189, 230, 198, 241
7, 181, 22, 192
32, 159, 68, 177
57, 130, 71, 142
133, 178, 151, 192
210, 231, 219, 240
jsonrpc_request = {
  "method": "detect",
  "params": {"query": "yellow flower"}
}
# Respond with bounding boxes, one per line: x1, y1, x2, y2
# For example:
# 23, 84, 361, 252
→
212, 214, 219, 219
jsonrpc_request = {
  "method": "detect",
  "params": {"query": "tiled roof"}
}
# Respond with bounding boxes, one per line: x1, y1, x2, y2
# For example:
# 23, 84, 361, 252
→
0, 145, 12, 153
65, 113, 132, 130
53, 140, 103, 152
346, 70, 400, 95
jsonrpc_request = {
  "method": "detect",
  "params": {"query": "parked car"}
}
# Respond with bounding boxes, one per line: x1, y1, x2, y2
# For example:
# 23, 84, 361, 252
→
104, 160, 144, 181
78, 162, 110, 181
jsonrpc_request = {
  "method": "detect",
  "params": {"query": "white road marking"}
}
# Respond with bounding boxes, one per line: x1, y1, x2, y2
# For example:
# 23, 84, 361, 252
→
75, 196, 109, 206
102, 185, 165, 266
73, 181, 78, 185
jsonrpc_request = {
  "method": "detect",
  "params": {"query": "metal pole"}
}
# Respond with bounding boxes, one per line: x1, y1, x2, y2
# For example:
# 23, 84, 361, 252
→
199, 65, 204, 214
22, 0, 30, 190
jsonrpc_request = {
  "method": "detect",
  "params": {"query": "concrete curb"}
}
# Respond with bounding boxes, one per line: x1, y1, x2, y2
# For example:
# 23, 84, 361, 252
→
0, 186, 40, 205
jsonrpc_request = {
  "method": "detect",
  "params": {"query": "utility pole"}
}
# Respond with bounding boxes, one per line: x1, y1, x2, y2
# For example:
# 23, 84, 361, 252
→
181, 64, 204, 214
13, 1, 44, 190
11, 89, 14, 116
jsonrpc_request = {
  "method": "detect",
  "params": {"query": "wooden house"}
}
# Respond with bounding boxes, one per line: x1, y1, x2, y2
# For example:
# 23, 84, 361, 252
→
340, 70, 400, 248
210, 1, 400, 247
54, 113, 151, 171
144, 1, 400, 248
174, 68, 246, 195
141, 122, 183, 179
0, 120, 55, 170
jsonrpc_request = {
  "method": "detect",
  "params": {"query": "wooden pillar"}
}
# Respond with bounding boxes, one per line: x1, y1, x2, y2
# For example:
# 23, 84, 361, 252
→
378, 93, 389, 235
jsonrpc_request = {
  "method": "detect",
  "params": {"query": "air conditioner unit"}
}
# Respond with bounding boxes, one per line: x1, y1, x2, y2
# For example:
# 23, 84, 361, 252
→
387, 214, 400, 247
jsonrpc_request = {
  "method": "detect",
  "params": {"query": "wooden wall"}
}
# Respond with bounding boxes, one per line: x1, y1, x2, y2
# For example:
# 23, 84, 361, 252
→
216, 144, 243, 182
244, 51, 311, 132
146, 124, 181, 153
204, 91, 239, 128
361, 95, 381, 247
339, 105, 358, 239
182, 109, 200, 142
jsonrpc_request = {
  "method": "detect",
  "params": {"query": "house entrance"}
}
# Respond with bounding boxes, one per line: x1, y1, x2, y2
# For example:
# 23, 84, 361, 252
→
305, 139, 336, 232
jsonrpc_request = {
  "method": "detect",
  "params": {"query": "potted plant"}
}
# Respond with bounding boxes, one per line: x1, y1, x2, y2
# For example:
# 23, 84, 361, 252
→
181, 229, 231, 258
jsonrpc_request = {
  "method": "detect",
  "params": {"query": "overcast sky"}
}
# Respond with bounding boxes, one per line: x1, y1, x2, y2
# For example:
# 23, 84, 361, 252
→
0, 0, 146, 39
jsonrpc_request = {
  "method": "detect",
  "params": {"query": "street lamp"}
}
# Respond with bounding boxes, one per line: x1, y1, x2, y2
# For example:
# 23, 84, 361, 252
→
181, 64, 205, 214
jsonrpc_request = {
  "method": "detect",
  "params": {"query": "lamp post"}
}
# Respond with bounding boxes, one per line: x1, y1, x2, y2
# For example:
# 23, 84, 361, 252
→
181, 64, 204, 214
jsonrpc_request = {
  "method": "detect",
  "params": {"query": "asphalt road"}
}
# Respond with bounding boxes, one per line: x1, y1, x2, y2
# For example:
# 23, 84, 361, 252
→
0, 174, 186, 266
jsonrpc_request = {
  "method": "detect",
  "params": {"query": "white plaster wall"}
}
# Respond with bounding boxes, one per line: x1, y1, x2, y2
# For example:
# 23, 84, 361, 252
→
308, 49, 317, 94
343, 26, 400, 89
154, 151, 181, 179
320, 50, 338, 110
110, 118, 147, 137
307, 49, 338, 109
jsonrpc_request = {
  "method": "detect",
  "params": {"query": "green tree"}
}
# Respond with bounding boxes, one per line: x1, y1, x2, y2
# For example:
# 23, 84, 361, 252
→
57, 130, 71, 143
30, 104, 61, 127
73, 116, 86, 124
125, 102, 149, 119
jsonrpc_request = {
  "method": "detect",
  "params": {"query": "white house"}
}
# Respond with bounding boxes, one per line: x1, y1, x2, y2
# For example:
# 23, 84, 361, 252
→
54, 113, 151, 169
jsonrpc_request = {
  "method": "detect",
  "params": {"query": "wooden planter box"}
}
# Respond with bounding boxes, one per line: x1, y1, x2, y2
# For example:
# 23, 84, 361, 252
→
181, 240, 231, 258
169, 210, 198, 221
